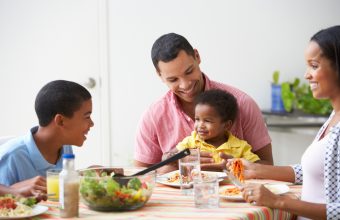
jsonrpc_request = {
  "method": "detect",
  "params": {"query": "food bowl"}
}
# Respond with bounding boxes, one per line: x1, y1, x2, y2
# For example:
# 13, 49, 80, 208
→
79, 167, 156, 211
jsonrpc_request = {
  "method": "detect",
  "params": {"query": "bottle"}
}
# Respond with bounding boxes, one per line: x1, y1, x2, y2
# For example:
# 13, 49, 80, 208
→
59, 153, 79, 218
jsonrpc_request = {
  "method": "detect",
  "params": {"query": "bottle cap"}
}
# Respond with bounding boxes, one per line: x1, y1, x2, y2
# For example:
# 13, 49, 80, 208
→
63, 153, 75, 159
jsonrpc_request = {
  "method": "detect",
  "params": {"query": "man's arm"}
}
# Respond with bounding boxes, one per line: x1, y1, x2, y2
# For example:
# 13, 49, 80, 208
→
134, 158, 177, 174
253, 143, 274, 165
134, 147, 180, 175
134, 160, 151, 167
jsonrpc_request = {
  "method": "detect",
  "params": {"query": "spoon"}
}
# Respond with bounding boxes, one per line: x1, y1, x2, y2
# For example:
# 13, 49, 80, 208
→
113, 148, 191, 185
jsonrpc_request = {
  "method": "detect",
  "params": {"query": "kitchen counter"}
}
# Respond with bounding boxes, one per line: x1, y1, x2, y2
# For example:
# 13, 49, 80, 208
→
262, 110, 329, 165
262, 110, 328, 128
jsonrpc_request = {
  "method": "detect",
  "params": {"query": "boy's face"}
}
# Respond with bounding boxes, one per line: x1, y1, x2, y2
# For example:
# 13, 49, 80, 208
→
194, 104, 229, 145
62, 99, 94, 146
157, 50, 205, 104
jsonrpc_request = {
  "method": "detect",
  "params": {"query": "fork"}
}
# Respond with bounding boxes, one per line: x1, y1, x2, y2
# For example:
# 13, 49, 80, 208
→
223, 169, 243, 188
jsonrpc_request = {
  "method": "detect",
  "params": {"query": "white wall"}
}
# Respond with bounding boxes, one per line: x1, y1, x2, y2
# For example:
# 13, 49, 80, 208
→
1, 0, 340, 167
0, 0, 110, 169
108, 0, 340, 165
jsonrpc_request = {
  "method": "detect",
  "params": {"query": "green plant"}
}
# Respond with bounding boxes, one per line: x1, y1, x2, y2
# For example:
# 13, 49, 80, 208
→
272, 71, 332, 115
294, 83, 332, 115
272, 70, 280, 85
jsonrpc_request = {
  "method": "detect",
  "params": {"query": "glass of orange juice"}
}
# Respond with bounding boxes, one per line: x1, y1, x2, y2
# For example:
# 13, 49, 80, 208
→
46, 169, 61, 201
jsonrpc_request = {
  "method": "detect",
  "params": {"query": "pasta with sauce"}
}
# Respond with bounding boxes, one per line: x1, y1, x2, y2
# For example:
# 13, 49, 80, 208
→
230, 159, 244, 183
0, 196, 33, 217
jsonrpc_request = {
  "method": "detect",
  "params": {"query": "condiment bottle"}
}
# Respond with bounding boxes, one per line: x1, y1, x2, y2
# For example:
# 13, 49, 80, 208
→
59, 153, 79, 218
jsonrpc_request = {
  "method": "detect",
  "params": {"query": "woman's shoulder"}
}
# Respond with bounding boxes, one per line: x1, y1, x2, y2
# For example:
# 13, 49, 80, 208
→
330, 122, 340, 134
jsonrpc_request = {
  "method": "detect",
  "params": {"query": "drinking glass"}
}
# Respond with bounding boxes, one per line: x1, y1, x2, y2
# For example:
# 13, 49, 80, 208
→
46, 169, 61, 201
179, 148, 201, 195
194, 174, 219, 208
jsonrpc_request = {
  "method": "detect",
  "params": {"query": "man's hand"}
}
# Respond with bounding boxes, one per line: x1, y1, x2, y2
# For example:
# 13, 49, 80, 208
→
10, 176, 47, 202
157, 148, 180, 174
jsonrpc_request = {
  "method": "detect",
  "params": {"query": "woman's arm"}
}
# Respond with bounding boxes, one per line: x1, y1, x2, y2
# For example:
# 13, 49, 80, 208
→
243, 184, 326, 220
250, 162, 296, 183
276, 196, 326, 220
226, 158, 296, 182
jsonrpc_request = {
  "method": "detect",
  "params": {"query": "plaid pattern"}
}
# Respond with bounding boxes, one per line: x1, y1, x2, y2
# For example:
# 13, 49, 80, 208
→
291, 164, 303, 184
292, 112, 340, 219
325, 125, 340, 219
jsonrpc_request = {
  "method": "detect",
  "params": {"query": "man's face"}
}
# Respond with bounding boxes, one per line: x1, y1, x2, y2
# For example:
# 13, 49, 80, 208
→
157, 50, 205, 104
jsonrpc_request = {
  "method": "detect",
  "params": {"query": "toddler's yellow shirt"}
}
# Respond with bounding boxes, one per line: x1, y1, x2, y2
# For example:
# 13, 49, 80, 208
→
176, 131, 260, 163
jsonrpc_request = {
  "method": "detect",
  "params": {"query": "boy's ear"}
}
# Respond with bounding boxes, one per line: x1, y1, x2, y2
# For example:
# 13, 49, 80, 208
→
54, 114, 65, 127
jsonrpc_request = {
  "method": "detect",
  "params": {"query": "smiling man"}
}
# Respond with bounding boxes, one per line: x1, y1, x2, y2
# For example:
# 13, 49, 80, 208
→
134, 33, 273, 171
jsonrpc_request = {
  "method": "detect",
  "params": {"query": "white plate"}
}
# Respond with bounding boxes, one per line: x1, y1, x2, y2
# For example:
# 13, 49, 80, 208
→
0, 205, 48, 219
246, 179, 293, 186
157, 170, 226, 187
219, 184, 290, 201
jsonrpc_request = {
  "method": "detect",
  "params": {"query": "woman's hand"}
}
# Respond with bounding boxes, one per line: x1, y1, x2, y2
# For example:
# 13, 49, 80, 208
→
225, 158, 259, 179
242, 183, 280, 207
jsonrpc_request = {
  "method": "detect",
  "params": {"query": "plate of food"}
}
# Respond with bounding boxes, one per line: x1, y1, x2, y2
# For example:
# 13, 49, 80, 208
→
157, 170, 227, 187
219, 184, 290, 201
0, 196, 48, 219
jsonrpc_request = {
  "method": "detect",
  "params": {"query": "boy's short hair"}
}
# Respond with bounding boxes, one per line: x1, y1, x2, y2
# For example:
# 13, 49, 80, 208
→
35, 80, 92, 126
195, 89, 238, 123
151, 33, 195, 72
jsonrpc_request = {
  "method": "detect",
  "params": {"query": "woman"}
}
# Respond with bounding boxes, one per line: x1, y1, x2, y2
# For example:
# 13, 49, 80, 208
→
229, 26, 340, 220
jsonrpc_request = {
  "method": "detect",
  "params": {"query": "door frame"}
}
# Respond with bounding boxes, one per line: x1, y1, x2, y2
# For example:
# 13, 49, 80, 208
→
97, 0, 111, 166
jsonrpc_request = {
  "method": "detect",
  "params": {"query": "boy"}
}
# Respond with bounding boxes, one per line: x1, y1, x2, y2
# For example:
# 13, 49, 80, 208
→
0, 80, 94, 189
176, 89, 259, 163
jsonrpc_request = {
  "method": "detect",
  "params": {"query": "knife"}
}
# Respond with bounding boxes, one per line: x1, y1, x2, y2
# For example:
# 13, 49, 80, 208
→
223, 169, 243, 188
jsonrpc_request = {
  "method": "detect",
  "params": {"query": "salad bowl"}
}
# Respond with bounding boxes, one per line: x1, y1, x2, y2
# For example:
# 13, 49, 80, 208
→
79, 167, 156, 211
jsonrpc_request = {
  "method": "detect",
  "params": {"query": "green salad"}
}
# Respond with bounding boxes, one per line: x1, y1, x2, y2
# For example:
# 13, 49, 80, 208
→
79, 170, 153, 211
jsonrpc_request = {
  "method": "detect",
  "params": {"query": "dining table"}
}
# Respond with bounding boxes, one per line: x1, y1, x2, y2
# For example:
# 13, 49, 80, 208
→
31, 178, 301, 220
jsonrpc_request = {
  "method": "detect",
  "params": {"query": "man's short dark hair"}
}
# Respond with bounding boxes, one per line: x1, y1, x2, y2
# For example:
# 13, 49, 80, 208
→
35, 80, 92, 126
151, 33, 195, 72
195, 89, 238, 122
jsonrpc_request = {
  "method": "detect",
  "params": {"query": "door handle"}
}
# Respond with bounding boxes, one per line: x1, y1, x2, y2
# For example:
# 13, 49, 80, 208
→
84, 77, 96, 89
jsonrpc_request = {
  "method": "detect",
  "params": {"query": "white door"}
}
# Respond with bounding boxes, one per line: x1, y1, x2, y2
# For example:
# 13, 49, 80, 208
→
0, 0, 110, 169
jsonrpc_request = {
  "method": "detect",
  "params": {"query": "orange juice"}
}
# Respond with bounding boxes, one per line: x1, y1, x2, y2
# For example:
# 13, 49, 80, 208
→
47, 169, 61, 201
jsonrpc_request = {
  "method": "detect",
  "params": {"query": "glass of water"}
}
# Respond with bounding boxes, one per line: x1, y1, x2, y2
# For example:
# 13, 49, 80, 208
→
194, 174, 219, 208
179, 148, 201, 195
